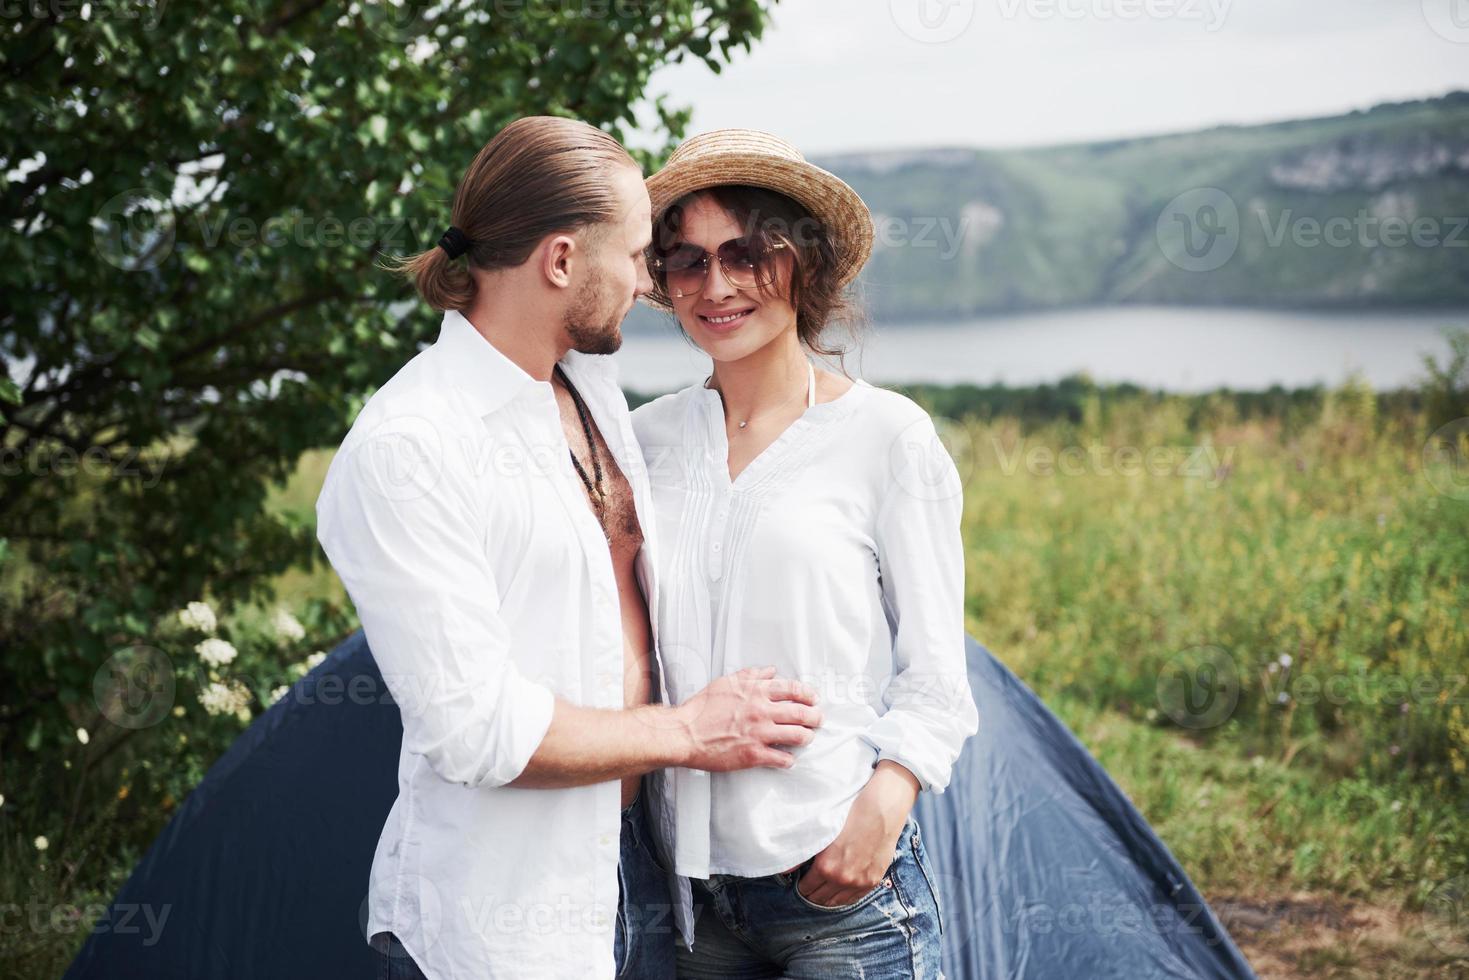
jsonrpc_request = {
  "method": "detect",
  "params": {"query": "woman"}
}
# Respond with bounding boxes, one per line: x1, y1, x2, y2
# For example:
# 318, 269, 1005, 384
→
630, 129, 980, 978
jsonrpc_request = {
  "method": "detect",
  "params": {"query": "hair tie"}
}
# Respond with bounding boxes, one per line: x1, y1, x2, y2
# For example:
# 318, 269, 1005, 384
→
437, 225, 470, 260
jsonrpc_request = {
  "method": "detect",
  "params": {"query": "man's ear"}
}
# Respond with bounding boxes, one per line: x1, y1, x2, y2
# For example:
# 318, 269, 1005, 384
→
540, 233, 578, 290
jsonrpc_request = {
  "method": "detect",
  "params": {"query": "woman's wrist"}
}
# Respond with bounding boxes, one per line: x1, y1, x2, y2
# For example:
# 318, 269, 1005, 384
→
862, 759, 921, 827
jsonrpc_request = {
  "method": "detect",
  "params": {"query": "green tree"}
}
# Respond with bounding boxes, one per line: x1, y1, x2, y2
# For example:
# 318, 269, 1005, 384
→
0, 0, 772, 853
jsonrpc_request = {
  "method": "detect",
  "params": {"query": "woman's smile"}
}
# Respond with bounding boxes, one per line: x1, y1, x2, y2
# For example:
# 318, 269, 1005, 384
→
697, 306, 757, 332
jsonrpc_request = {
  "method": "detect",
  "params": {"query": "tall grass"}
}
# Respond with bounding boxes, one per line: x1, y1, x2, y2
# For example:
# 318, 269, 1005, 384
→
944, 378, 1468, 904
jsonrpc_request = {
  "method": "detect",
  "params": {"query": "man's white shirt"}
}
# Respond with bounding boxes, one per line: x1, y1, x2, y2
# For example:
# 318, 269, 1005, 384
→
315, 309, 694, 979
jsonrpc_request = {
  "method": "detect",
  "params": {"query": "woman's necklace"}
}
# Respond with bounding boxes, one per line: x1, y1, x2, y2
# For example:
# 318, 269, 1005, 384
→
553, 364, 607, 533
706, 359, 817, 431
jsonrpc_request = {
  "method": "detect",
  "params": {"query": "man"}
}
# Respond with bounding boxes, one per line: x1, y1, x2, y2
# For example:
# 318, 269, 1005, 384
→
315, 116, 823, 979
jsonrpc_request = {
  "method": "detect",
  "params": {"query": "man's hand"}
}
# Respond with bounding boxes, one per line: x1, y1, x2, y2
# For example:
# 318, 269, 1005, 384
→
675, 665, 822, 772
795, 760, 920, 908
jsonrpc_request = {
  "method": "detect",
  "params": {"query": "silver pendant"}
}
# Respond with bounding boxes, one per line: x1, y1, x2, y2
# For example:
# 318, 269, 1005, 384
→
738, 420, 748, 428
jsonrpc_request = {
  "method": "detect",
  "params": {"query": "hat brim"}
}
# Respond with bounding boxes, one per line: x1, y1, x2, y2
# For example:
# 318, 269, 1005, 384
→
641, 152, 873, 312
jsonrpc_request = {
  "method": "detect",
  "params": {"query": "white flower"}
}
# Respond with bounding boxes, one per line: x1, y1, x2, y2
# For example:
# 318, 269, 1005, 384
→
234, 707, 252, 724
269, 685, 290, 706
172, 705, 185, 718
1276, 691, 1290, 704
34, 836, 49, 852
198, 680, 252, 717
76, 727, 89, 745
0, 793, 5, 807
1278, 653, 1293, 668
271, 608, 306, 644
177, 601, 217, 634
1390, 799, 1402, 812
195, 638, 238, 668
304, 651, 326, 670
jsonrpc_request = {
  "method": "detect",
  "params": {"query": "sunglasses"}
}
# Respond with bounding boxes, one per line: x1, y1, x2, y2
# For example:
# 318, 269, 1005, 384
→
646, 235, 789, 299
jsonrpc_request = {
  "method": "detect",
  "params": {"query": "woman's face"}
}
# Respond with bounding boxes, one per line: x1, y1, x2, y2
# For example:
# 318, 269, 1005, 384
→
665, 193, 797, 364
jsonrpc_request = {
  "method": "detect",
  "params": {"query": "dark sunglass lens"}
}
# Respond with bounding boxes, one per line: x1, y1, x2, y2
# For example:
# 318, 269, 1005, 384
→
720, 238, 758, 270
662, 243, 707, 274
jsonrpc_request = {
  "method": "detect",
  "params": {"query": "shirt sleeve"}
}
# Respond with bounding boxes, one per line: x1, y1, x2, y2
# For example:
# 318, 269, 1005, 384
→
315, 412, 556, 789
859, 413, 979, 795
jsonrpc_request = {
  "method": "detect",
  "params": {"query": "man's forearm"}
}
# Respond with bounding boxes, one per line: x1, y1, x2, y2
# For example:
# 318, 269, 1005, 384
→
507, 696, 692, 789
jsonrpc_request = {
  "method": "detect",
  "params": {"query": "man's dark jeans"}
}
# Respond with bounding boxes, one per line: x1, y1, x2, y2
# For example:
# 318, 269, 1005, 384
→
371, 778, 676, 978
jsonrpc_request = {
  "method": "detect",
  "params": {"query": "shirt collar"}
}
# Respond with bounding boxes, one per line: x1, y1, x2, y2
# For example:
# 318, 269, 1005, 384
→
432, 308, 620, 417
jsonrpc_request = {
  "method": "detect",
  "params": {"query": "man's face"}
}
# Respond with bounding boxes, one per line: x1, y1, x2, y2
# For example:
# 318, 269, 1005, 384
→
563, 165, 654, 355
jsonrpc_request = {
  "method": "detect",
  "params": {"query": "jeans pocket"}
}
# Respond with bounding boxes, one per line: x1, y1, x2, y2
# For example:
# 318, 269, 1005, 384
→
791, 852, 897, 914
909, 822, 944, 935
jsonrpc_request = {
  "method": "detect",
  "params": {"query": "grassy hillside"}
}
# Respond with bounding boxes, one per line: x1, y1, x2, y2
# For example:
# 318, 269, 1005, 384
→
810, 92, 1469, 322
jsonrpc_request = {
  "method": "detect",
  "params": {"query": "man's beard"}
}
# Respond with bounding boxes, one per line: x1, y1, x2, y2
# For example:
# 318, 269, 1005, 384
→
563, 269, 624, 356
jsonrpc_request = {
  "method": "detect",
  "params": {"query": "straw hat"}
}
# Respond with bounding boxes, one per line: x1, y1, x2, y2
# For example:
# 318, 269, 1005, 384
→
643, 129, 874, 305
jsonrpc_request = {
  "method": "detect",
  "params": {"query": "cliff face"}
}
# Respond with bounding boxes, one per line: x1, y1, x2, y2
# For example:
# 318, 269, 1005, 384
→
806, 93, 1469, 322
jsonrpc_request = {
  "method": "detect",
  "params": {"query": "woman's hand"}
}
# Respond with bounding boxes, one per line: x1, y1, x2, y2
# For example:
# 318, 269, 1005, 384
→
795, 760, 920, 908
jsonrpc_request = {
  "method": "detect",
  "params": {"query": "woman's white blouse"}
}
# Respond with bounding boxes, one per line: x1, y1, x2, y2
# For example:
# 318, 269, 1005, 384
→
631, 376, 980, 878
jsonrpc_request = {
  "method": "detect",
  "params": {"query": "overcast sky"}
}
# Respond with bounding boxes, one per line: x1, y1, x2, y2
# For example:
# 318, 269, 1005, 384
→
633, 0, 1469, 154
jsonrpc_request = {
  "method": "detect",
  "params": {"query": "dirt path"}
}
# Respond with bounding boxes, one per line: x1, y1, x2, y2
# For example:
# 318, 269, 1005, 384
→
1214, 891, 1468, 979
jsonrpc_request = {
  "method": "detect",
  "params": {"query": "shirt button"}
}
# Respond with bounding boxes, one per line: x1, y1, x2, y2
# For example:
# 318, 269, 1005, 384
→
712, 542, 722, 552
716, 508, 728, 519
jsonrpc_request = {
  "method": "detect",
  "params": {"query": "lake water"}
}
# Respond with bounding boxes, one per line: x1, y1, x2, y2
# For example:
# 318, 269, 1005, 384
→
615, 306, 1468, 395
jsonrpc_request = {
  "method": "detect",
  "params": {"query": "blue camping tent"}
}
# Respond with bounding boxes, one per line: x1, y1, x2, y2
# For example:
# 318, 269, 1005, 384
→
65, 632, 1257, 979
